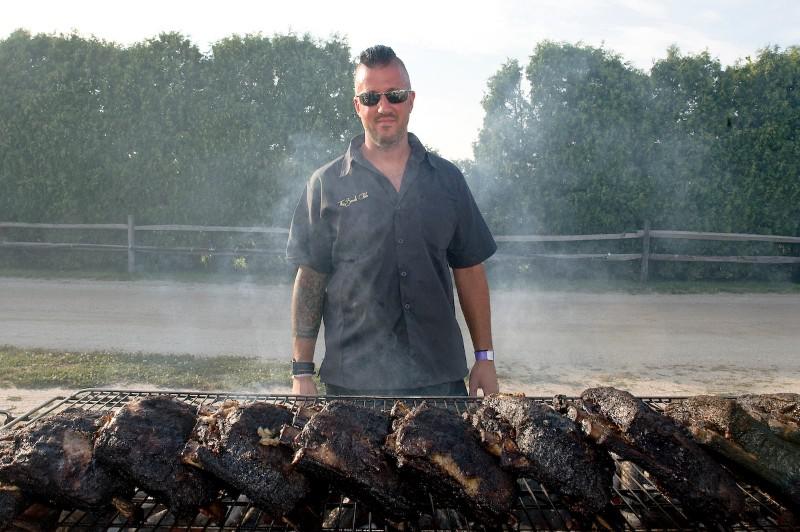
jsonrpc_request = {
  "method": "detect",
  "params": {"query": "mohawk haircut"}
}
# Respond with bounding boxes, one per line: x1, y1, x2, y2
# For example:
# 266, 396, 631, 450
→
359, 45, 399, 68
354, 45, 410, 86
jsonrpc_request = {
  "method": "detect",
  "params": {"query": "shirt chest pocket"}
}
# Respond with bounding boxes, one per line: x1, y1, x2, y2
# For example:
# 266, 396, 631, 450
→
417, 190, 458, 250
330, 202, 388, 263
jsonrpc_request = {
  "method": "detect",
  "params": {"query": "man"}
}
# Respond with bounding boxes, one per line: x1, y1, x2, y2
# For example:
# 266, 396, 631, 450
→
286, 45, 498, 396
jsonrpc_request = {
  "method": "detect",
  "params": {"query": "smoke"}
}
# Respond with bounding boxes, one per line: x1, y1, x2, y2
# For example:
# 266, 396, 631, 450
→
450, 42, 800, 395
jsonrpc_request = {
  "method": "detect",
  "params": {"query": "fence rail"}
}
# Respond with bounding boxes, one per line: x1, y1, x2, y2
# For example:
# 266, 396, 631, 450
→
649, 230, 800, 244
1, 217, 798, 281
495, 231, 643, 242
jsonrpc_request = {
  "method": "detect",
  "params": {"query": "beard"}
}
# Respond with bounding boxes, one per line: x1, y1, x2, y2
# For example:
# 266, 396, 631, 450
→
364, 113, 408, 148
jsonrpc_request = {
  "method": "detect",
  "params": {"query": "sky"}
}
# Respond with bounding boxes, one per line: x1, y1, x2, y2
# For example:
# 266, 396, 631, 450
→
3, 0, 799, 161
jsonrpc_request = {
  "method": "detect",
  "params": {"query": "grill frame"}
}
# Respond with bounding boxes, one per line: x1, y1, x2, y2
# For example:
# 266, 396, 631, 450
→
1, 388, 796, 531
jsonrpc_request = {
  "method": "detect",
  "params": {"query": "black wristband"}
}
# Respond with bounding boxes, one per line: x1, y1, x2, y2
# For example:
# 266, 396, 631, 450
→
292, 361, 315, 376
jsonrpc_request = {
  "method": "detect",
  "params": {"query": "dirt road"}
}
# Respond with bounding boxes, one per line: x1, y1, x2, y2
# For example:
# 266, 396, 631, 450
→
1, 277, 798, 403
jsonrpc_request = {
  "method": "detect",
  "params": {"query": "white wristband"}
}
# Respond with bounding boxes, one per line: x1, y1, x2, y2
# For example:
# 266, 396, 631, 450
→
292, 374, 314, 379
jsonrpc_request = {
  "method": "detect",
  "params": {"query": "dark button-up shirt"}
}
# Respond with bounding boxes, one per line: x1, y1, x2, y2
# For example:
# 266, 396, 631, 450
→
286, 134, 496, 390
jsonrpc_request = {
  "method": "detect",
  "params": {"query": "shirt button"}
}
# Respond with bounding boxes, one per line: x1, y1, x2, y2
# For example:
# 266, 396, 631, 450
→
397, 238, 404, 244
400, 271, 407, 277
403, 303, 411, 310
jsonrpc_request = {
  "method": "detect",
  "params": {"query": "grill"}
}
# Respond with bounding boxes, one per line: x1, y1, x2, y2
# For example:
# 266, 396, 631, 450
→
1, 388, 795, 531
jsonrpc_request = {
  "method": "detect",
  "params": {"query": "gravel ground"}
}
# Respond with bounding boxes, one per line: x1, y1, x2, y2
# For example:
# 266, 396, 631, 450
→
1, 277, 798, 415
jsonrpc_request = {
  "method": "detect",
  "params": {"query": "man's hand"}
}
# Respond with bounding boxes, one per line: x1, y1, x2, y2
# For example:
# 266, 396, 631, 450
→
292, 376, 319, 396
468, 360, 499, 397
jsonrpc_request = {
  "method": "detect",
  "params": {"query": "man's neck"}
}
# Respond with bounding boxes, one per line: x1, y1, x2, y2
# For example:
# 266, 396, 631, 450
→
360, 135, 412, 192
361, 134, 411, 165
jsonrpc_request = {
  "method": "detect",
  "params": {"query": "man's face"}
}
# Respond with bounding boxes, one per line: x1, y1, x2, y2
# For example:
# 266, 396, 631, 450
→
353, 61, 415, 149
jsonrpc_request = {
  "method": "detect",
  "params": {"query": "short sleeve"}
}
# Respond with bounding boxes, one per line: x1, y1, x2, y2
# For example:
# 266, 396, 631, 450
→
286, 176, 334, 274
446, 170, 497, 269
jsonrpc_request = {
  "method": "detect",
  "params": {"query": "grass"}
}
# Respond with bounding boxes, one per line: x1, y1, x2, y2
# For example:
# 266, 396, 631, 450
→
0, 345, 296, 390
2, 267, 799, 293
0, 267, 293, 285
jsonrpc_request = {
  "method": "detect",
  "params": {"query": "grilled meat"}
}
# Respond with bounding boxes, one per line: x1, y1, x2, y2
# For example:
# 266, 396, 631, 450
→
0, 484, 28, 528
471, 394, 613, 518
94, 395, 221, 519
664, 395, 800, 509
386, 401, 516, 526
2, 502, 62, 532
181, 400, 314, 521
0, 409, 131, 511
736, 393, 800, 445
558, 387, 744, 524
287, 400, 418, 522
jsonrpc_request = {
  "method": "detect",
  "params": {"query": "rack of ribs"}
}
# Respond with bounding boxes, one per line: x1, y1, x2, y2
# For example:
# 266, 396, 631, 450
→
0, 409, 133, 514
736, 393, 800, 445
664, 394, 800, 509
283, 400, 419, 523
0, 484, 29, 528
469, 394, 613, 520
93, 395, 222, 520
556, 387, 745, 524
181, 400, 319, 527
386, 401, 516, 527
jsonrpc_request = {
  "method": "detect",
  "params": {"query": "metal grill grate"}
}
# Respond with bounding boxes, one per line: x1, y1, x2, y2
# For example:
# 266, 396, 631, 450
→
1, 389, 796, 531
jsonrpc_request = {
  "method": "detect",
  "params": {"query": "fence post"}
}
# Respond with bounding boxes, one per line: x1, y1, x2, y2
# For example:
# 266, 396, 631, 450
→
127, 215, 136, 274
640, 220, 651, 283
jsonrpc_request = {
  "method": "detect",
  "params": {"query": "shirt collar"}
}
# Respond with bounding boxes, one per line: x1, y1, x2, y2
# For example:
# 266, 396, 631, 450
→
339, 133, 437, 177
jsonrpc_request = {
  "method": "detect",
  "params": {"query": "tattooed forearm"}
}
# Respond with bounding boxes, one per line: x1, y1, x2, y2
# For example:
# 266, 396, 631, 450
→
291, 266, 328, 339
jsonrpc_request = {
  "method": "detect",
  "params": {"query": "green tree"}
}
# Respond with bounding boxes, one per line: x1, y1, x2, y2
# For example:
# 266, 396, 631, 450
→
530, 42, 652, 234
470, 59, 532, 232
0, 30, 123, 222
647, 46, 729, 231
0, 30, 359, 228
473, 42, 651, 235
723, 46, 800, 237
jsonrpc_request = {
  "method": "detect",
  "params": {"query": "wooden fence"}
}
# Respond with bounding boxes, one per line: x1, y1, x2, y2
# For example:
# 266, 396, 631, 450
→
1, 216, 799, 281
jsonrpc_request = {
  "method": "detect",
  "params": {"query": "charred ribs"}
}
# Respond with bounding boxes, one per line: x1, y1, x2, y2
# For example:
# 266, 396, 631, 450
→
386, 401, 516, 526
285, 400, 419, 522
94, 395, 221, 518
470, 394, 613, 518
664, 395, 800, 509
557, 387, 745, 524
736, 393, 800, 445
0, 409, 131, 511
181, 400, 312, 519
0, 484, 28, 528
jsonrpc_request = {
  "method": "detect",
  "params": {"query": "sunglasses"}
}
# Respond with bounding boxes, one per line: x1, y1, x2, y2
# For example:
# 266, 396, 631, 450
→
356, 89, 413, 106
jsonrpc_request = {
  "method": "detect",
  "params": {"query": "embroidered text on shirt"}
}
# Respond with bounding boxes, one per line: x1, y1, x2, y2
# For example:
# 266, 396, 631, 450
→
338, 192, 369, 208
